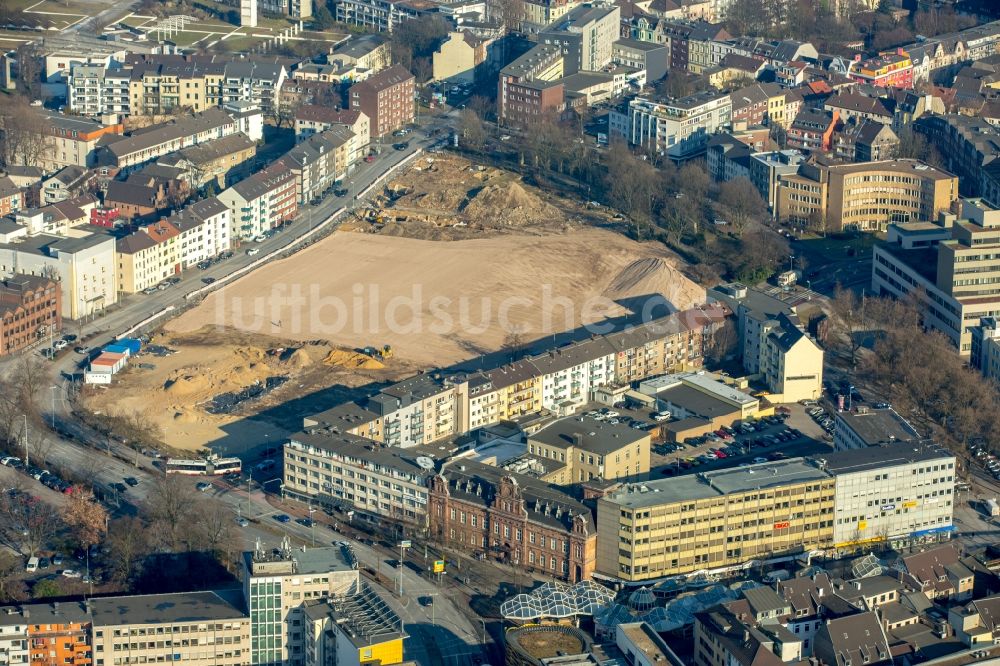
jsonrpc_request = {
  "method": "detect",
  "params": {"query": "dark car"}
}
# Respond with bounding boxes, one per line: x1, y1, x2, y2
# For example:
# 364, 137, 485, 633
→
296, 518, 314, 527
334, 188, 349, 197
124, 477, 139, 487
112, 483, 127, 494
419, 596, 434, 607
393, 142, 409, 151
274, 514, 291, 523
202, 277, 216, 284
62, 334, 77, 343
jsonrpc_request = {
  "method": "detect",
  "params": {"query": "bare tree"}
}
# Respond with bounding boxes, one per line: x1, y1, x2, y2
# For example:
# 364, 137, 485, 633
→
459, 108, 488, 151
106, 516, 150, 584
717, 177, 766, 235
0, 96, 51, 169
501, 325, 528, 362
0, 551, 26, 602
603, 141, 659, 237
0, 489, 61, 555
829, 285, 868, 367
145, 475, 196, 550
192, 500, 237, 568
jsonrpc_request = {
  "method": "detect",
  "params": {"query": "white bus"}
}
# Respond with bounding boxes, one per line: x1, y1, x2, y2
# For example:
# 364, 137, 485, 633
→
165, 457, 242, 476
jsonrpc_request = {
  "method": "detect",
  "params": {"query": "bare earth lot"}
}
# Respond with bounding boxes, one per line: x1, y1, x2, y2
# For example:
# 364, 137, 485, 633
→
167, 228, 705, 368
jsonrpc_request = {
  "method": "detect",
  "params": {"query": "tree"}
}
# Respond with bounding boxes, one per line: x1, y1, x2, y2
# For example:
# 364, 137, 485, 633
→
501, 325, 527, 362
63, 488, 108, 549
829, 285, 868, 366
145, 475, 195, 550
459, 108, 488, 151
603, 141, 658, 237
106, 516, 150, 584
717, 177, 766, 235
32, 578, 63, 599
311, 3, 336, 29
0, 489, 61, 555
392, 15, 451, 76
0, 96, 51, 169
192, 500, 237, 568
0, 551, 25, 602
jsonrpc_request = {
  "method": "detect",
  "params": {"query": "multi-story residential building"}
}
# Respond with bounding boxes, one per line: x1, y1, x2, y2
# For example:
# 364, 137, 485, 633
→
0, 227, 116, 320
823, 92, 894, 125
278, 127, 355, 204
901, 20, 1000, 84
242, 545, 359, 666
25, 602, 92, 666
709, 283, 823, 402
619, 90, 731, 161
498, 44, 565, 127
0, 275, 61, 356
824, 442, 956, 552
282, 428, 434, 526
89, 591, 249, 666
35, 114, 123, 172
786, 108, 838, 153
328, 35, 392, 79
218, 162, 298, 240
847, 49, 913, 89
334, 0, 433, 33
157, 132, 257, 189
293, 107, 371, 164
66, 64, 130, 118
0, 605, 28, 665
348, 65, 415, 138
915, 114, 1000, 203
612, 39, 669, 82
116, 221, 180, 294
0, 176, 23, 215
525, 414, 651, 485
301, 584, 405, 666
654, 19, 729, 73
432, 30, 493, 84
259, 0, 311, 18
104, 179, 167, 224
706, 134, 751, 183
522, 0, 581, 31
898, 544, 974, 602
833, 407, 919, 451
98, 105, 262, 173
164, 197, 231, 269
748, 150, 805, 213
367, 373, 469, 448
835, 120, 899, 163
427, 459, 597, 582
775, 159, 958, 233
729, 82, 786, 129
597, 457, 836, 581
872, 198, 1000, 354
538, 4, 620, 75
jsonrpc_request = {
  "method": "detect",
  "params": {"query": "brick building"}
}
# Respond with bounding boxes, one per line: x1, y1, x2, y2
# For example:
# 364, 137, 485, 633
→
427, 460, 597, 582
0, 275, 61, 356
348, 65, 415, 138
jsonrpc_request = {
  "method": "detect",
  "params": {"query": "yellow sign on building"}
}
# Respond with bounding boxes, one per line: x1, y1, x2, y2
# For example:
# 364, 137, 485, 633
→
433, 560, 446, 574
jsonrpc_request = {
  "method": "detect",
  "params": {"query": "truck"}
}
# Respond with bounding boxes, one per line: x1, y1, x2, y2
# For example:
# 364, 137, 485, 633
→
985, 498, 999, 517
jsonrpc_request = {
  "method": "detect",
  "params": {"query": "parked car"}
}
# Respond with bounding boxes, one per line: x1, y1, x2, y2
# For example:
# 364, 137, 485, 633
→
124, 477, 139, 487
201, 277, 216, 284
196, 482, 212, 492
236, 518, 250, 527
246, 248, 260, 256
274, 514, 291, 523
61, 569, 81, 578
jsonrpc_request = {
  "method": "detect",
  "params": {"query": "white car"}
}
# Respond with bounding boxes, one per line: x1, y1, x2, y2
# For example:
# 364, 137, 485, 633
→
52, 339, 68, 351
253, 235, 267, 243
753, 457, 768, 464
61, 569, 81, 578
196, 482, 212, 492
246, 248, 260, 256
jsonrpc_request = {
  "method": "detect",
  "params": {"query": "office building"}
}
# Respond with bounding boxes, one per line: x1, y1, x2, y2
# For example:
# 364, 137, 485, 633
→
538, 4, 620, 75
776, 159, 958, 233
0, 275, 60, 356
301, 583, 405, 666
822, 442, 956, 552
597, 458, 836, 581
872, 198, 1000, 354
89, 591, 249, 666
243, 544, 359, 666
749, 150, 806, 214
971, 317, 1000, 380
428, 459, 597, 582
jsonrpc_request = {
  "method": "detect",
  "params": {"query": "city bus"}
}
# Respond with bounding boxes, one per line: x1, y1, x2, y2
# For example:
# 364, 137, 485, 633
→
165, 457, 242, 476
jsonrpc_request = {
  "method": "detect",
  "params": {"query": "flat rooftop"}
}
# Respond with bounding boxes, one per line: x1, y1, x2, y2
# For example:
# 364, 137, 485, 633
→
836, 408, 920, 446
618, 622, 678, 664
703, 458, 829, 494
89, 590, 246, 627
658, 385, 741, 420
530, 414, 647, 455
874, 242, 938, 283
820, 440, 950, 475
603, 475, 720, 509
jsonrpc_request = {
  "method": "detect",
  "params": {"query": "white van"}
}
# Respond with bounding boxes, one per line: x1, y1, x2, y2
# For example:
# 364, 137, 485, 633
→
25, 556, 39, 572
653, 411, 672, 422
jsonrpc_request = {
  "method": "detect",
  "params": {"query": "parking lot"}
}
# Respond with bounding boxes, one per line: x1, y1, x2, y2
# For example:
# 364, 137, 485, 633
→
648, 404, 835, 477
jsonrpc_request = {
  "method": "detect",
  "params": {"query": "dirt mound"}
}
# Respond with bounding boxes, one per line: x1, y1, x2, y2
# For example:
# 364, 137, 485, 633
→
604, 257, 707, 306
464, 182, 558, 227
164, 374, 210, 395
324, 349, 385, 370
287, 347, 312, 369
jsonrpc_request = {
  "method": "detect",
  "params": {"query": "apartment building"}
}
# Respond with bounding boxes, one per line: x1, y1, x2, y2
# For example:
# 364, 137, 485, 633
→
0, 176, 22, 215
833, 407, 919, 451
902, 20, 1000, 84
597, 458, 836, 581
301, 584, 405, 666
915, 114, 1000, 204
498, 44, 565, 127
836, 120, 899, 163
525, 414, 651, 484
36, 114, 123, 172
366, 373, 469, 448
242, 545, 359, 666
432, 30, 492, 84
522, 0, 581, 30
612, 39, 669, 82
0, 275, 61, 356
66, 64, 131, 118
619, 90, 732, 161
538, 4, 620, 75
729, 82, 787, 129
98, 105, 261, 173
823, 92, 894, 126
116, 222, 180, 294
848, 49, 913, 89
348, 65, 415, 138
427, 459, 597, 582
654, 20, 730, 73
278, 127, 355, 204
872, 198, 1000, 354
157, 132, 257, 189
334, 0, 433, 33
164, 197, 231, 269
709, 284, 823, 402
218, 162, 298, 240
971, 317, 1000, 380
786, 108, 838, 153
824, 442, 956, 553
329, 35, 392, 78
775, 159, 959, 233
0, 605, 28, 666
293, 106, 370, 163
0, 228, 116, 320
0, 601, 91, 666
89, 591, 249, 666
282, 428, 434, 526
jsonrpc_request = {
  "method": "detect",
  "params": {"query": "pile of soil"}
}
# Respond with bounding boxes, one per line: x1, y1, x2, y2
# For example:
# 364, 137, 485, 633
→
323, 349, 385, 370
463, 182, 559, 227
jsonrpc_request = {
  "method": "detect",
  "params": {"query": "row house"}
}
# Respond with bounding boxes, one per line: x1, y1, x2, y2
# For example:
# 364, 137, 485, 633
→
729, 82, 787, 129
278, 126, 355, 204
786, 108, 839, 153
823, 92, 894, 125
217, 162, 298, 240
427, 460, 597, 582
902, 19, 1000, 84
654, 19, 729, 73
116, 220, 180, 294
847, 49, 913, 89
162, 197, 231, 269
293, 106, 371, 163
156, 132, 257, 190
719, 37, 818, 68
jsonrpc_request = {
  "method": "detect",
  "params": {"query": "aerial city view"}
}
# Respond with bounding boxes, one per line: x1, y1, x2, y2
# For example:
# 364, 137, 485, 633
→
4, 0, 1000, 663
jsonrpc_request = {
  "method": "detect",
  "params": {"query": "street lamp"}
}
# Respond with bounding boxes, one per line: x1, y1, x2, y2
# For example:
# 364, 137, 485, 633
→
308, 505, 317, 547
49, 386, 58, 429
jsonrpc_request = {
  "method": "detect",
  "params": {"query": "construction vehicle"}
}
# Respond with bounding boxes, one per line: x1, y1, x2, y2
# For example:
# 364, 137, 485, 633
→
361, 345, 394, 361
